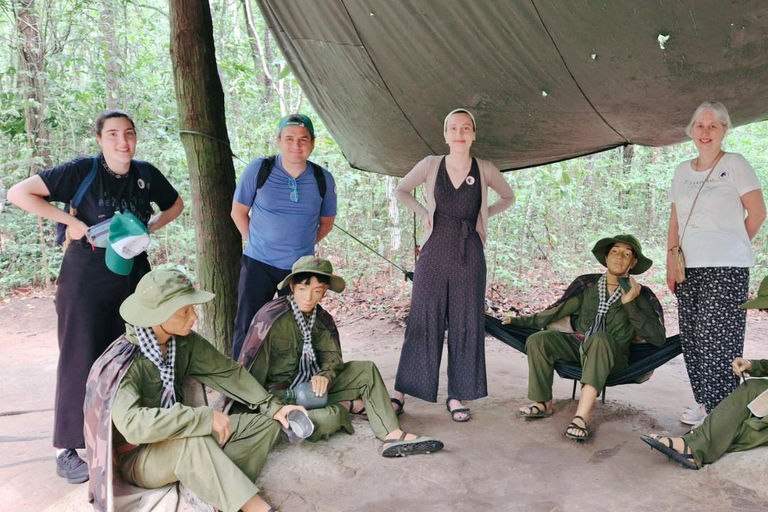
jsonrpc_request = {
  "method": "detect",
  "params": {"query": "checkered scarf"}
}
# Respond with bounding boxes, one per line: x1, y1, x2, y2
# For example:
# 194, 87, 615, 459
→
134, 325, 177, 408
582, 274, 623, 343
289, 296, 320, 389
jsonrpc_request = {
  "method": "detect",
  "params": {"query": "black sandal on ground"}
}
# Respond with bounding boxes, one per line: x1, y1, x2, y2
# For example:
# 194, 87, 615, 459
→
519, 402, 552, 419
381, 432, 444, 458
390, 397, 405, 416
446, 398, 471, 422
640, 434, 698, 470
348, 399, 366, 416
565, 415, 589, 441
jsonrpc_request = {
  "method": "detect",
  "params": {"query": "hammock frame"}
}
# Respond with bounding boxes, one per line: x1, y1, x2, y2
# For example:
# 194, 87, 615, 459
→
485, 316, 681, 404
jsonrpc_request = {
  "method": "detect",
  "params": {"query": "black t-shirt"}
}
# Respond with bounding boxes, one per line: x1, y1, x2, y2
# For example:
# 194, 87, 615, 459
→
38, 156, 179, 241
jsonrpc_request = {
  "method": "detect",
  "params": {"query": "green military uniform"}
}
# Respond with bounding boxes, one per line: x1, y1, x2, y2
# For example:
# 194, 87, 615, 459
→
112, 326, 283, 512
507, 282, 666, 402
236, 311, 400, 441
685, 359, 768, 466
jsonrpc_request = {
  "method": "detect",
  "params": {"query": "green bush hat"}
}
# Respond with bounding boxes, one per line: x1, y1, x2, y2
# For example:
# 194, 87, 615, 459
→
106, 212, 150, 276
741, 276, 768, 309
591, 234, 653, 275
120, 268, 214, 327
277, 255, 346, 293
277, 114, 315, 139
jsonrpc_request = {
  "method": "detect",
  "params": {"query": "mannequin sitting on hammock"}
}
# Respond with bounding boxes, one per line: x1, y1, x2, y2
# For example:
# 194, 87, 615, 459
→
503, 234, 666, 441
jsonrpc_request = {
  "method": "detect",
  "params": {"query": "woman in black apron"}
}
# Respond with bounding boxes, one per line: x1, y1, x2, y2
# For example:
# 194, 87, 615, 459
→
7, 110, 183, 483
391, 109, 514, 422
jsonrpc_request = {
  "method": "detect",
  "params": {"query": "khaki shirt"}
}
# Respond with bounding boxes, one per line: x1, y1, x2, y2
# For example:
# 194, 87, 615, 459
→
507, 284, 666, 364
248, 311, 344, 398
112, 326, 282, 446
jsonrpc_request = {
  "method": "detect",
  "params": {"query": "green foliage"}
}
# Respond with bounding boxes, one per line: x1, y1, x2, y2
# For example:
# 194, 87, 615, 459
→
2, 0, 768, 305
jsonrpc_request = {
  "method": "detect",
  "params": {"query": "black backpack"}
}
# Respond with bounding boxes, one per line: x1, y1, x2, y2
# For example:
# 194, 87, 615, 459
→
257, 155, 327, 198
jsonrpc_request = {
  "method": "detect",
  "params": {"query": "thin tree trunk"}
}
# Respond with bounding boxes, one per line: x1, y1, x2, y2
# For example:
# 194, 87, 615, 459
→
15, 0, 50, 169
619, 144, 634, 210
15, 0, 51, 287
169, 0, 241, 354
242, 0, 279, 106
100, 0, 120, 108
386, 175, 400, 279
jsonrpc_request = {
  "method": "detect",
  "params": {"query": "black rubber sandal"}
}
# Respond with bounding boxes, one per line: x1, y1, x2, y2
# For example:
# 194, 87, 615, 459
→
446, 398, 471, 422
381, 432, 444, 458
640, 434, 698, 470
390, 397, 405, 416
519, 402, 552, 419
348, 399, 366, 416
565, 415, 589, 441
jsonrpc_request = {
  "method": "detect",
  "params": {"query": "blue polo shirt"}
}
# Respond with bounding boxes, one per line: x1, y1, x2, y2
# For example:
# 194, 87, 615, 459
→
234, 155, 337, 270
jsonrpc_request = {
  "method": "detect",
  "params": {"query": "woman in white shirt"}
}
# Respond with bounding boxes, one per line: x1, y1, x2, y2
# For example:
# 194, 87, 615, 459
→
667, 101, 765, 426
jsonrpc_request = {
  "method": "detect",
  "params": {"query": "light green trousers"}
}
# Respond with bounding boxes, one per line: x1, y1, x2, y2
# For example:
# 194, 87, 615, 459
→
307, 360, 401, 442
686, 378, 768, 466
119, 412, 281, 512
526, 331, 625, 402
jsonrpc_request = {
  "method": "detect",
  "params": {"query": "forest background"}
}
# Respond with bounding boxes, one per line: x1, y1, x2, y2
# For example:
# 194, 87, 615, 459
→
2, 0, 768, 342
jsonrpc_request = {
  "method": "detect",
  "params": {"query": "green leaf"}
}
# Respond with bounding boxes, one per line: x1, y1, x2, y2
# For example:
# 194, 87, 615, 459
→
277, 65, 292, 80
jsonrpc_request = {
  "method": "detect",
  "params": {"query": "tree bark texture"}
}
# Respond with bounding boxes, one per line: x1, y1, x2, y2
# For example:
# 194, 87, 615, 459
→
100, 0, 121, 109
169, 0, 241, 354
15, 0, 52, 287
15, 0, 50, 170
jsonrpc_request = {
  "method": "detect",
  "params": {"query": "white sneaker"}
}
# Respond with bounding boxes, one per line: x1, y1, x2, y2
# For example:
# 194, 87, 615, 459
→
680, 405, 707, 426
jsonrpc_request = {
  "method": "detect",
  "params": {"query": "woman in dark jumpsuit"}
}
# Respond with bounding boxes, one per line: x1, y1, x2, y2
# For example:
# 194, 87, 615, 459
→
392, 109, 514, 421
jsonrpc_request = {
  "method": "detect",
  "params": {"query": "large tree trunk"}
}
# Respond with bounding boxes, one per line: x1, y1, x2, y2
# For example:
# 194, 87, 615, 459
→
169, 0, 241, 354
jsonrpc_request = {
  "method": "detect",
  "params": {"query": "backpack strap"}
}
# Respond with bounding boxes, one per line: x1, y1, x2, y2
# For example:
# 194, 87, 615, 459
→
256, 156, 276, 190
71, 157, 100, 209
256, 155, 326, 198
309, 161, 327, 198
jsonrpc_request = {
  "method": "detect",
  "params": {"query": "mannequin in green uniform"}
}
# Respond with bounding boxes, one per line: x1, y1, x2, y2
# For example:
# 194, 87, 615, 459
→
504, 235, 666, 441
236, 256, 444, 457
88, 268, 305, 512
642, 275, 768, 469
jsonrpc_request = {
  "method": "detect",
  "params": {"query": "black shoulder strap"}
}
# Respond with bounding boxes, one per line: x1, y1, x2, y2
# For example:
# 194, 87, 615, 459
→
256, 155, 326, 199
256, 156, 276, 190
71, 157, 100, 209
309, 161, 327, 199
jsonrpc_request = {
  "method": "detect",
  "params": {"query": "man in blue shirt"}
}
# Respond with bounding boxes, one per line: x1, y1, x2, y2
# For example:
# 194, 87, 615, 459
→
231, 114, 337, 359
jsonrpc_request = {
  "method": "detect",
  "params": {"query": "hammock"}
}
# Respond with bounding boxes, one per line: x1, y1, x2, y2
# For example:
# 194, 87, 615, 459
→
484, 316, 682, 402
353, 248, 683, 401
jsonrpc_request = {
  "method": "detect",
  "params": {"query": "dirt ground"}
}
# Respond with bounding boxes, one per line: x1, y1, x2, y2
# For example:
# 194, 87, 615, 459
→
1, 293, 767, 512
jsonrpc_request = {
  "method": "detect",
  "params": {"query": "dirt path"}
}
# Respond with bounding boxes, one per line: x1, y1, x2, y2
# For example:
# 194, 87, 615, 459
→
1, 295, 767, 511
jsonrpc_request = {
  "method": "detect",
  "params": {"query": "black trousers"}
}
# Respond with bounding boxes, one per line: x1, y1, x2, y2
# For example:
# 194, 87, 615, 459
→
232, 255, 290, 360
53, 243, 148, 448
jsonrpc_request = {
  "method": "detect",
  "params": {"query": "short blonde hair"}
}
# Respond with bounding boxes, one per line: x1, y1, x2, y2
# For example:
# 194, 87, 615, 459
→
685, 101, 731, 138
